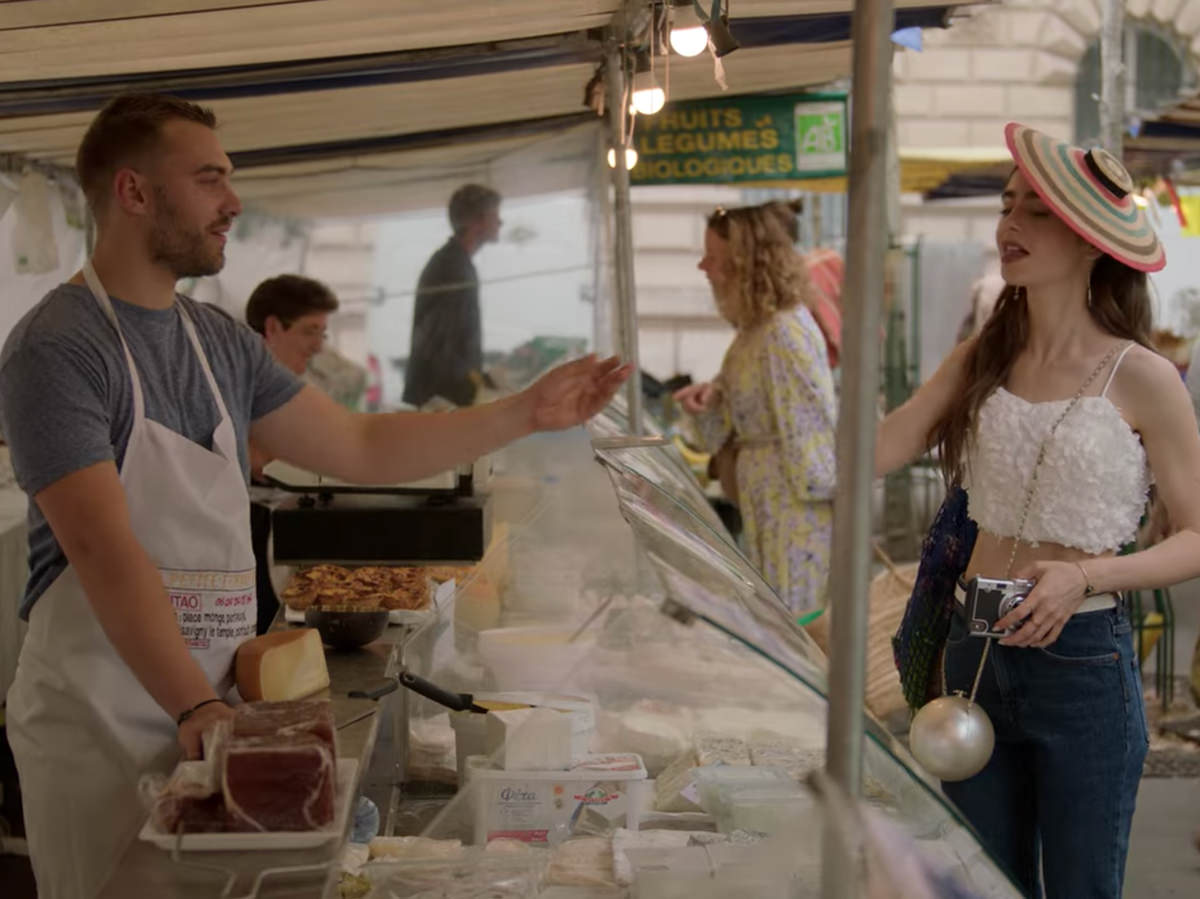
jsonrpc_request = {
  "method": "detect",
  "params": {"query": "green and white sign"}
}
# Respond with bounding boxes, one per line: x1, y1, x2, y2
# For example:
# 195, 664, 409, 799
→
630, 92, 847, 186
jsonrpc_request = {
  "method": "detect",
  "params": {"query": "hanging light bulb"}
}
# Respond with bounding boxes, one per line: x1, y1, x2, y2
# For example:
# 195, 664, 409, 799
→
670, 3, 708, 57
631, 52, 666, 115
607, 147, 639, 170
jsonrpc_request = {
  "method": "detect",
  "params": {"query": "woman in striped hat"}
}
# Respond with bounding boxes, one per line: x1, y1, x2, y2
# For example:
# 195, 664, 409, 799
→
876, 123, 1200, 897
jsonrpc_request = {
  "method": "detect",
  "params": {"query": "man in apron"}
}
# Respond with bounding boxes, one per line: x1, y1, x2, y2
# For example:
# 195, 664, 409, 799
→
0, 94, 630, 899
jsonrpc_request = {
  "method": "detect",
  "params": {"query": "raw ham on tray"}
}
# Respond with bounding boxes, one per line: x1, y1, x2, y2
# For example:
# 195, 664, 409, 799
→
148, 699, 338, 834
232, 699, 336, 752
224, 733, 335, 831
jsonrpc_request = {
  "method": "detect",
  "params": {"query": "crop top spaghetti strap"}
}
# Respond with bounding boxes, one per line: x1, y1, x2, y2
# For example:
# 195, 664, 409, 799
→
963, 342, 1150, 555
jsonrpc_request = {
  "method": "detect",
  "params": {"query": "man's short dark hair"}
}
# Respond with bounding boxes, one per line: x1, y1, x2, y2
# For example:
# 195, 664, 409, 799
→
245, 275, 339, 335
448, 184, 501, 234
76, 93, 217, 215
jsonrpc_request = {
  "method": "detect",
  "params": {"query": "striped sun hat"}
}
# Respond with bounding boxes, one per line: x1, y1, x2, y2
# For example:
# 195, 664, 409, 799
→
1004, 122, 1165, 273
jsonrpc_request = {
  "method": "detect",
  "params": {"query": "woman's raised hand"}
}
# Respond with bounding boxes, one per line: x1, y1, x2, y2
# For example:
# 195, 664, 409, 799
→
673, 381, 719, 414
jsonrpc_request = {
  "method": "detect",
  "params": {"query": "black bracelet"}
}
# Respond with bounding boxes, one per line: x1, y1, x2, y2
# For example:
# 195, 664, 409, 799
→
176, 698, 223, 727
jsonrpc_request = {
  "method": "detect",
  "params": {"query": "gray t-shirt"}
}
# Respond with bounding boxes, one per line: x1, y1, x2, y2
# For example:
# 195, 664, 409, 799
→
0, 283, 303, 619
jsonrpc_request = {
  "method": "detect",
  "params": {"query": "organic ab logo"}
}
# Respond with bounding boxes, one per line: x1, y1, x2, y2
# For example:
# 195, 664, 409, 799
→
797, 113, 844, 156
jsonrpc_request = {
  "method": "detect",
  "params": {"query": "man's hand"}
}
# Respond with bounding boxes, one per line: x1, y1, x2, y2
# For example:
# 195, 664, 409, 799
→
521, 355, 633, 432
673, 381, 718, 414
178, 701, 235, 760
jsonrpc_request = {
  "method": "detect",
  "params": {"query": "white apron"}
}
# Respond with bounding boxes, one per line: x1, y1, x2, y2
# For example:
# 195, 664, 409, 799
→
6, 264, 257, 899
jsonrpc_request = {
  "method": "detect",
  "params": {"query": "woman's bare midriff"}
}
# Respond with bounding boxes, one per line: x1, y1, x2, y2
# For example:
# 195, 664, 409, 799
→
965, 530, 1115, 581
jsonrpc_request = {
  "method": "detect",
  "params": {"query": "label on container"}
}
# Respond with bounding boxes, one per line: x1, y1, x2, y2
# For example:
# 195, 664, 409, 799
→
573, 753, 644, 775
489, 829, 549, 843
481, 778, 631, 847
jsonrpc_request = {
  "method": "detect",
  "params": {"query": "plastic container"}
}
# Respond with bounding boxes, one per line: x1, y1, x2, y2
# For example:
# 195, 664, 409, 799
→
465, 753, 647, 847
686, 765, 805, 834
625, 841, 802, 899
689, 766, 793, 814
728, 791, 817, 838
448, 692, 596, 783
477, 626, 595, 691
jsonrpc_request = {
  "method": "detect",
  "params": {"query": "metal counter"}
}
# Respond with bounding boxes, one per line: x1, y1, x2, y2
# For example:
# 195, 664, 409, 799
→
98, 622, 420, 899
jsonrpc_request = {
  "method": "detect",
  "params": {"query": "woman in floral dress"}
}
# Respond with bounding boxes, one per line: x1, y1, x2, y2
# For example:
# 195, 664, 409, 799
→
675, 203, 837, 613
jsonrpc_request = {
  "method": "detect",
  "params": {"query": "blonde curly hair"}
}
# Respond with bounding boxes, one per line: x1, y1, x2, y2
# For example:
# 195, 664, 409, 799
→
707, 201, 813, 330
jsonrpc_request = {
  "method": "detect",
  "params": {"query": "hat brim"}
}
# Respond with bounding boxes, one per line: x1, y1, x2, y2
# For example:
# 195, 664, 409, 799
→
1004, 122, 1165, 273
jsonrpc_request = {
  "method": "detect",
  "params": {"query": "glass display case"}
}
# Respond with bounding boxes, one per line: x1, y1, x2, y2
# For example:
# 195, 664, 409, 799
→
350, 414, 1020, 898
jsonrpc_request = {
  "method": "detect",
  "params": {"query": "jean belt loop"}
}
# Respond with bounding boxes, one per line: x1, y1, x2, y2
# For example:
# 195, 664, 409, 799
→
1112, 591, 1129, 631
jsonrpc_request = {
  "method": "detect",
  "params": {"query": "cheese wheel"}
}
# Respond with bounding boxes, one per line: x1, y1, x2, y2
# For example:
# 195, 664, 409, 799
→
235, 629, 330, 702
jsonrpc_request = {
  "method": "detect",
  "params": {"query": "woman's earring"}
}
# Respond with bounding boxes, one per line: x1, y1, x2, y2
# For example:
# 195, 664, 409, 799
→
1087, 283, 1093, 309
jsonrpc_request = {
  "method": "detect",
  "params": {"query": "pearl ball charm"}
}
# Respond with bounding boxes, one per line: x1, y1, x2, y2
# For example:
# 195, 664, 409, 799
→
909, 693, 995, 782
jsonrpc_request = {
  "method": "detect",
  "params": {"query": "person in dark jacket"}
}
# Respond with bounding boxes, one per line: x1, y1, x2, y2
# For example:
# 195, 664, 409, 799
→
403, 184, 501, 407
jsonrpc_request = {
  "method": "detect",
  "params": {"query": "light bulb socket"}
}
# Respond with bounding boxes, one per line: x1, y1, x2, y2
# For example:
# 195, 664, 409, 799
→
630, 51, 665, 115
632, 67, 659, 93
671, 1, 702, 31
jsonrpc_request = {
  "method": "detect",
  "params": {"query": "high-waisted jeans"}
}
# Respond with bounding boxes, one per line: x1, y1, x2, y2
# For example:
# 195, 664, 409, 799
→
942, 603, 1149, 898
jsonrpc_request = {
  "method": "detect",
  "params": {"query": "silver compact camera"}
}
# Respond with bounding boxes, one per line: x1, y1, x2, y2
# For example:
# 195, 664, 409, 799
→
963, 576, 1036, 638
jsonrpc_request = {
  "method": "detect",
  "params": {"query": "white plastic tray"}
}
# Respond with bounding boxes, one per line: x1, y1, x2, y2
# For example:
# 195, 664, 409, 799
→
138, 757, 357, 852
284, 604, 430, 627
283, 577, 453, 627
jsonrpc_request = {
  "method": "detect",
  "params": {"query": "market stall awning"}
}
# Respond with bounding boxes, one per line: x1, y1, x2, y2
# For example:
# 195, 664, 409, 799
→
0, 1, 975, 218
783, 145, 1011, 195
1125, 93, 1200, 184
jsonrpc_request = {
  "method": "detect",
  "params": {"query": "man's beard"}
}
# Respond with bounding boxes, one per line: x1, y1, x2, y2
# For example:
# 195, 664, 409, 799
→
148, 187, 226, 279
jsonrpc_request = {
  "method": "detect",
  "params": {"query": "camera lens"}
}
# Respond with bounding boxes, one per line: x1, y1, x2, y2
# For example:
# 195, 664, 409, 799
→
999, 595, 1024, 619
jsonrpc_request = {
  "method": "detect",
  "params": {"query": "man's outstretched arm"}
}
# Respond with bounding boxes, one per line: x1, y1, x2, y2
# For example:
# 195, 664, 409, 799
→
250, 354, 631, 484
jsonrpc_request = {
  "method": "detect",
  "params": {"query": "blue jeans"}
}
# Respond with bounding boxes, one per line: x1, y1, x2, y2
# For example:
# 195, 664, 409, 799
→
942, 603, 1149, 898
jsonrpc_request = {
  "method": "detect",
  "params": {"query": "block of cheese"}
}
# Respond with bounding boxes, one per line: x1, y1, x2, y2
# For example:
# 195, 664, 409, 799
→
485, 707, 573, 770
235, 629, 329, 701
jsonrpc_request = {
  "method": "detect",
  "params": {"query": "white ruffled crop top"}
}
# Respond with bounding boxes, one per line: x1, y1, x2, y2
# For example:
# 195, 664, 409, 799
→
964, 343, 1150, 555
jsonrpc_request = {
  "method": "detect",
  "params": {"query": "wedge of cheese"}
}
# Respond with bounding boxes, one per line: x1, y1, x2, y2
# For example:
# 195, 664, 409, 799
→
485, 707, 573, 770
235, 629, 330, 702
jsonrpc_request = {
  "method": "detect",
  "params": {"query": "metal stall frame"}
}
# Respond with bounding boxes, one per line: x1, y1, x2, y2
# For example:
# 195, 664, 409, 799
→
599, 2, 896, 894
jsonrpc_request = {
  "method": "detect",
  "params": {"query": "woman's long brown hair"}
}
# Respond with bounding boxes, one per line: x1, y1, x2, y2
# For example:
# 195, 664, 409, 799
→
929, 253, 1153, 486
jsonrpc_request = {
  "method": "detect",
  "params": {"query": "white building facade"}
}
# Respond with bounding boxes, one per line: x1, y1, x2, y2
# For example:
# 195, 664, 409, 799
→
896, 0, 1200, 248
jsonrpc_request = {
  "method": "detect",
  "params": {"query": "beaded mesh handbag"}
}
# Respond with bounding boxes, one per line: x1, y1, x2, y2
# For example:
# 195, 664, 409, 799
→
891, 484, 978, 710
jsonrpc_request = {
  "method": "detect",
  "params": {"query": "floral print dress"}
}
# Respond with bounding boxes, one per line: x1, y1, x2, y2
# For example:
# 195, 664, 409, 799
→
695, 307, 837, 613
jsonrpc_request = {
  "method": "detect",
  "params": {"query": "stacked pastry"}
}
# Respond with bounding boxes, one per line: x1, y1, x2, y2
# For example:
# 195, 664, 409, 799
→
281, 564, 466, 613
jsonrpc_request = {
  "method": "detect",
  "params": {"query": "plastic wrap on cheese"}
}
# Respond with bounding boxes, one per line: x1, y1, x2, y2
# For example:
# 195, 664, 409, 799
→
546, 836, 617, 887
368, 835, 465, 861
654, 750, 701, 813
